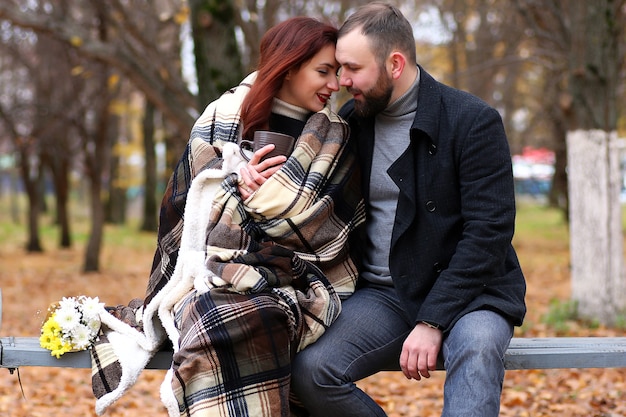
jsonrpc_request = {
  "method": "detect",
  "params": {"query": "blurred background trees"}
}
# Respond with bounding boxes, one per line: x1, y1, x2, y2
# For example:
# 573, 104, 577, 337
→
0, 0, 624, 318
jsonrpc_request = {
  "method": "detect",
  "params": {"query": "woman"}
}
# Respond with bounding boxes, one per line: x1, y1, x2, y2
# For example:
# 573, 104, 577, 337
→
90, 17, 364, 417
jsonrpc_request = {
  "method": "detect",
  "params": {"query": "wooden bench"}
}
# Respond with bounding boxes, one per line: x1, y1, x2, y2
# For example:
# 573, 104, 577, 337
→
2, 289, 626, 372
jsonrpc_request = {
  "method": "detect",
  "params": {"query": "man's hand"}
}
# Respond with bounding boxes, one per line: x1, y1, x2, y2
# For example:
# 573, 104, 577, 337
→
399, 322, 443, 380
238, 144, 287, 199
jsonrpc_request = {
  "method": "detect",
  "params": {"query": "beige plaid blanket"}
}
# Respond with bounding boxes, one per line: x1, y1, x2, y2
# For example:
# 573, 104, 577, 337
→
90, 72, 365, 416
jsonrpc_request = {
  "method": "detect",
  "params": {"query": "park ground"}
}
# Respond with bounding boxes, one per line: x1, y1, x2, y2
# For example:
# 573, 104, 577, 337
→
0, 202, 625, 416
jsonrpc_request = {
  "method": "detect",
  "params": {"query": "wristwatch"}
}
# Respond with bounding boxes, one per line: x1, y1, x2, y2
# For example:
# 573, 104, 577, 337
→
421, 320, 440, 330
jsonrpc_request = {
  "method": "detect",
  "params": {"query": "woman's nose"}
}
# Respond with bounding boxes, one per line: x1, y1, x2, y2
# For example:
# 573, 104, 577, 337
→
328, 76, 339, 91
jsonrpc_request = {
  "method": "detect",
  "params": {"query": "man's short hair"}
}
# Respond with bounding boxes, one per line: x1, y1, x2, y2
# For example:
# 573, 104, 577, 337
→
339, 2, 417, 66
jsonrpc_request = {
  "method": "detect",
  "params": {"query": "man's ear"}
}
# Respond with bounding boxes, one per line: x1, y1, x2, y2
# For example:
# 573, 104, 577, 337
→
388, 51, 406, 80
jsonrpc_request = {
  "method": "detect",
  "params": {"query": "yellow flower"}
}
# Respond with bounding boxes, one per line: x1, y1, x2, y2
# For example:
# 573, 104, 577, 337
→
39, 333, 53, 349
41, 315, 61, 336
50, 341, 72, 359
40, 315, 70, 356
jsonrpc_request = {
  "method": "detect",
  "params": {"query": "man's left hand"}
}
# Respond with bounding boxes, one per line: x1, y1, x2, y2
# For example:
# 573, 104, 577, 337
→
399, 322, 442, 380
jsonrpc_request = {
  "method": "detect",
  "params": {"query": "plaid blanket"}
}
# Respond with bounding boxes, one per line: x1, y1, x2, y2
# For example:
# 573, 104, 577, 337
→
90, 72, 365, 416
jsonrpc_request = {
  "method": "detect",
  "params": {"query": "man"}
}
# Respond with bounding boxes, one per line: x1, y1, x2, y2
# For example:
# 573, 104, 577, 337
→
290, 3, 527, 416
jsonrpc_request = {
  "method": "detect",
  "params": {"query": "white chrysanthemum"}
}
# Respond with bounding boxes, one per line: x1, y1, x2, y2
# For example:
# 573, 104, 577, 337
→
71, 323, 93, 350
58, 296, 80, 311
55, 305, 81, 331
80, 296, 104, 320
85, 316, 101, 334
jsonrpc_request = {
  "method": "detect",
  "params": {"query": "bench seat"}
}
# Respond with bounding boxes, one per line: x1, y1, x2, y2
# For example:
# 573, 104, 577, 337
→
2, 336, 626, 371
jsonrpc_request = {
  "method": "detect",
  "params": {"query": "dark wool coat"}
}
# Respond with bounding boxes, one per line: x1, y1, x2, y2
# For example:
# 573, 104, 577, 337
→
340, 66, 526, 332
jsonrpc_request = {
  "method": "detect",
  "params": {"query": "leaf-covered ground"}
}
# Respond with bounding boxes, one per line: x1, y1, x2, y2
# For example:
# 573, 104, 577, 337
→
1, 209, 625, 416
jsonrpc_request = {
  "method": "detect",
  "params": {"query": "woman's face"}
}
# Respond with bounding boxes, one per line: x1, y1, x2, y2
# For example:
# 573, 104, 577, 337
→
277, 44, 340, 112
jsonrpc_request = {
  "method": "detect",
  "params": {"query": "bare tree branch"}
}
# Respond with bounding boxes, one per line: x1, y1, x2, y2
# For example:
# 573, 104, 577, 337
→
0, 2, 196, 134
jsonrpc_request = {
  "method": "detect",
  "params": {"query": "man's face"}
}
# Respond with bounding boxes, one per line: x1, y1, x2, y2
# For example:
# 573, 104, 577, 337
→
336, 30, 393, 117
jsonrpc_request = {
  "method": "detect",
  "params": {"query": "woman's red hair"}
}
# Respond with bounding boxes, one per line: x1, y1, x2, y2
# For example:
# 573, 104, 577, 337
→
240, 17, 338, 140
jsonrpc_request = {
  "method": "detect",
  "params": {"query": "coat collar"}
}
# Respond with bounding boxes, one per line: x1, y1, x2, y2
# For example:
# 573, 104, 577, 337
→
410, 65, 442, 149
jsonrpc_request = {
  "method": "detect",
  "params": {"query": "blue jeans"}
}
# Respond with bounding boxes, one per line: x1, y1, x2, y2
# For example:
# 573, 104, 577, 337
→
291, 283, 513, 417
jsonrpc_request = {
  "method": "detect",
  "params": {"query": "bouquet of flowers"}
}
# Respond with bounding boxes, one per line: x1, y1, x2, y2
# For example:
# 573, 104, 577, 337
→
39, 295, 104, 358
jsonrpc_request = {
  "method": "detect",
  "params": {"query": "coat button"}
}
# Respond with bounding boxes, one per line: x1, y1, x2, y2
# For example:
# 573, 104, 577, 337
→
426, 200, 436, 212
429, 143, 437, 155
433, 262, 443, 273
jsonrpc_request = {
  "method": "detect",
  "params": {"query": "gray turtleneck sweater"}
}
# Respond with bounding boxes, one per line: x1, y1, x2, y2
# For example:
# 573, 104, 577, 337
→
361, 70, 420, 286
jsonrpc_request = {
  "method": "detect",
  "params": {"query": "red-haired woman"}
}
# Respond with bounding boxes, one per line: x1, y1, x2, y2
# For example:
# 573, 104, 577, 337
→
92, 17, 365, 417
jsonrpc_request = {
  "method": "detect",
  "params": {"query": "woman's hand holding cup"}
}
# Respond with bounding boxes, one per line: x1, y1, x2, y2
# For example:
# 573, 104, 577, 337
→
238, 144, 287, 199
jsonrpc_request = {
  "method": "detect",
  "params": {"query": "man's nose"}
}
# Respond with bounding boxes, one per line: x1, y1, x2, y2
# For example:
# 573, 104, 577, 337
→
339, 72, 351, 87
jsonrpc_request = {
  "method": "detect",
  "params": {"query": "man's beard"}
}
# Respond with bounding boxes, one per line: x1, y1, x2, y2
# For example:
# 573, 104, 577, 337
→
350, 71, 393, 118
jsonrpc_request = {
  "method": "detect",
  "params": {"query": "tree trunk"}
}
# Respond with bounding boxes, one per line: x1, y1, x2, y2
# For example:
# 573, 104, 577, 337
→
84, 176, 105, 272
566, 1, 624, 325
83, 4, 111, 273
105, 118, 126, 225
53, 157, 72, 248
17, 146, 43, 252
548, 115, 569, 217
566, 1, 620, 132
567, 130, 625, 325
83, 107, 110, 272
189, 0, 243, 107
83, 104, 112, 272
141, 101, 158, 232
42, 141, 72, 248
9, 165, 20, 224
